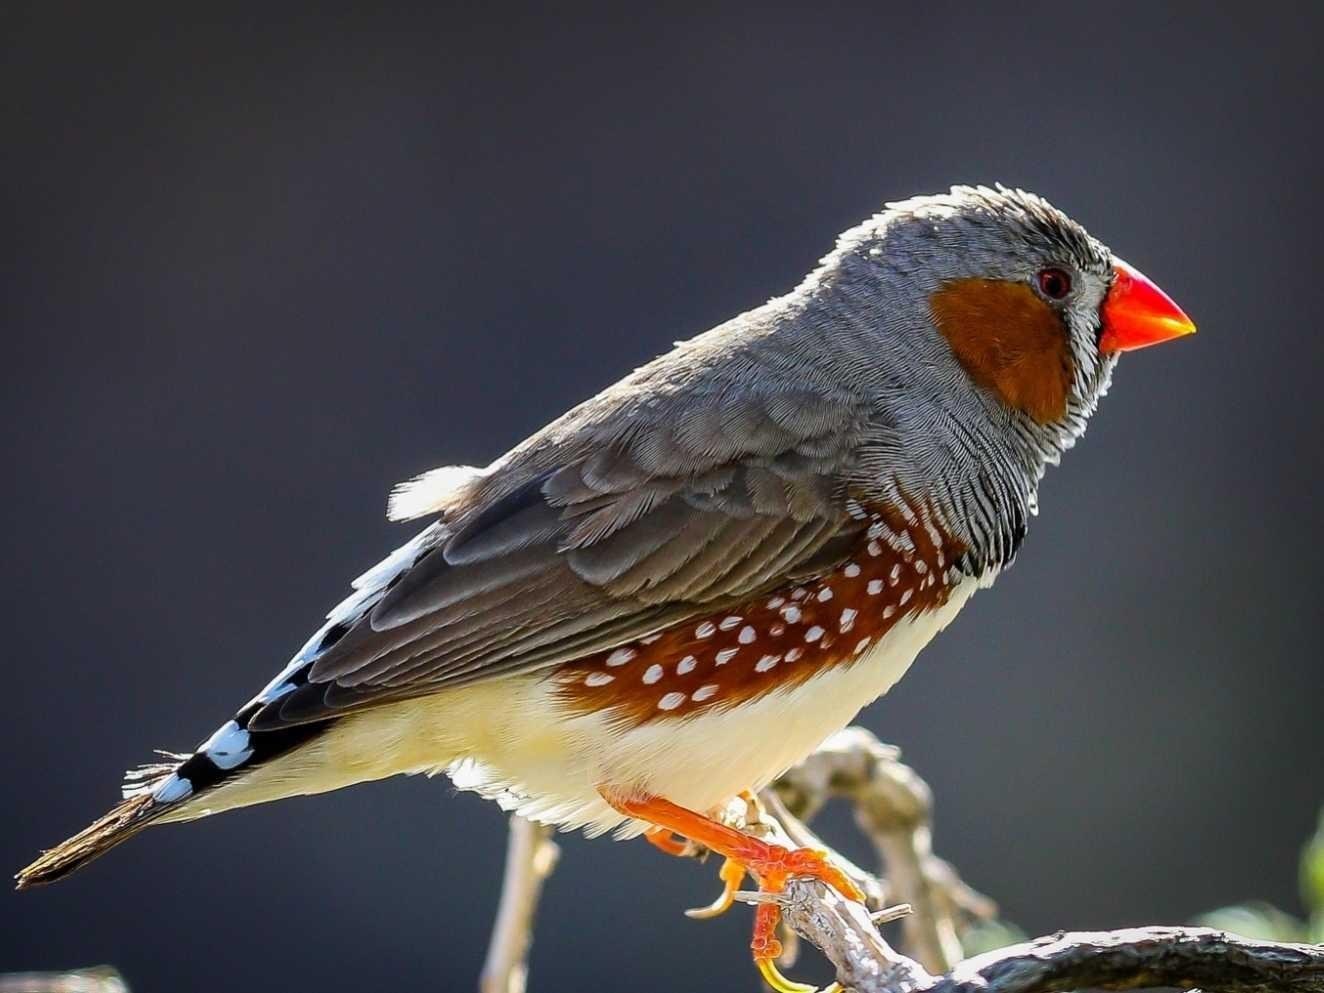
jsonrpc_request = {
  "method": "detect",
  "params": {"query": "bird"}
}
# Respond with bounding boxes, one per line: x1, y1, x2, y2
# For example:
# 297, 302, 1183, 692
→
17, 185, 1194, 991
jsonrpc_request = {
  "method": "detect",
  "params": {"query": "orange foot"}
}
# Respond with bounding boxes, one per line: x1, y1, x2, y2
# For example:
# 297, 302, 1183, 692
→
605, 791, 862, 993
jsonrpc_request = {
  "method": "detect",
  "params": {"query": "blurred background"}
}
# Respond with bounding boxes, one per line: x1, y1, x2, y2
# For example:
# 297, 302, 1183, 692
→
4, 3, 1322, 990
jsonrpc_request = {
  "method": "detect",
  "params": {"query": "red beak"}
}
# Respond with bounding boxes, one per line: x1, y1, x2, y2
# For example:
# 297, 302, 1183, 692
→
1099, 259, 1196, 353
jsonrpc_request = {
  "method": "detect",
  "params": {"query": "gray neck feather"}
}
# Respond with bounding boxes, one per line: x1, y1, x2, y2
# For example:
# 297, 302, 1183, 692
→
770, 226, 1118, 578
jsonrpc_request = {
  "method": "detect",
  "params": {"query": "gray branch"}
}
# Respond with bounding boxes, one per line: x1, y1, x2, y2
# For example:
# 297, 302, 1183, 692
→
770, 880, 1324, 993
479, 816, 559, 993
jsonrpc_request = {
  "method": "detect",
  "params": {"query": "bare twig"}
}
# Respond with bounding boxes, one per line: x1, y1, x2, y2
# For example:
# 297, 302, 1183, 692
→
929, 926, 1324, 992
0, 968, 128, 993
763, 883, 1324, 993
480, 816, 559, 993
770, 727, 989, 970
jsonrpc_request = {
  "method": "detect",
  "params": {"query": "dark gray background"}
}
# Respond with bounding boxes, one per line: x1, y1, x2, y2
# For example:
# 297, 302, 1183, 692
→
4, 3, 1321, 991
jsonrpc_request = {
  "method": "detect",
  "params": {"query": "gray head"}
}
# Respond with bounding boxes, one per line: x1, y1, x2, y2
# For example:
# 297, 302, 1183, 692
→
802, 185, 1195, 567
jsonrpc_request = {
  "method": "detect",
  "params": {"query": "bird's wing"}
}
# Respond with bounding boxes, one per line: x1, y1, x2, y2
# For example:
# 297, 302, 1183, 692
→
248, 368, 873, 731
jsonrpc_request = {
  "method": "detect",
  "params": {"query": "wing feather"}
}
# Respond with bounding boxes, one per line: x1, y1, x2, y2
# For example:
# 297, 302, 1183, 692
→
247, 375, 873, 731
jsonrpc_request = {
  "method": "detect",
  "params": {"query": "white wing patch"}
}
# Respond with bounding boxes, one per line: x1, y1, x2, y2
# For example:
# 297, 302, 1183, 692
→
386, 464, 486, 522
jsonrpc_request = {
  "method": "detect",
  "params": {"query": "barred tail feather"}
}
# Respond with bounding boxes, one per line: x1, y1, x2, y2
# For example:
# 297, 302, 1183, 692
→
16, 794, 165, 889
18, 521, 451, 890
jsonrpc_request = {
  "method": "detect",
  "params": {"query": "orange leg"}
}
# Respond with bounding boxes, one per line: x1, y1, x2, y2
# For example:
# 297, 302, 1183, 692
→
606, 791, 864, 962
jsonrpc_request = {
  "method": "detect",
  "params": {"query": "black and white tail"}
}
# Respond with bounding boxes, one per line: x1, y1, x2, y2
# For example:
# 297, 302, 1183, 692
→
16, 518, 455, 889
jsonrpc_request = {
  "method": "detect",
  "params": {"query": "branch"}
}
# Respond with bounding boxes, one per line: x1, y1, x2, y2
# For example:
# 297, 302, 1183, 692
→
0, 969, 129, 993
931, 926, 1324, 993
770, 727, 989, 971
480, 816, 560, 993
763, 883, 1324, 993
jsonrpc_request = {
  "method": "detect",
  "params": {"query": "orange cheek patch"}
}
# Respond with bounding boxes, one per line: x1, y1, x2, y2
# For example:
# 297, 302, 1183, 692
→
929, 278, 1072, 424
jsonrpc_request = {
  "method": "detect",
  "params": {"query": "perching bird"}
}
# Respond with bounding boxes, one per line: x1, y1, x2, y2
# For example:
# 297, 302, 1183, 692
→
18, 186, 1194, 991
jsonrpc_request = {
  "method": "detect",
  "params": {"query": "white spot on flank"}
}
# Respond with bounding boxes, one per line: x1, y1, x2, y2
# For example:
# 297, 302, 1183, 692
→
890, 563, 902, 582
585, 671, 615, 687
782, 605, 802, 623
657, 692, 686, 711
606, 647, 636, 667
867, 580, 883, 595
755, 654, 781, 672
914, 560, 929, 575
640, 633, 662, 645
867, 521, 885, 539
696, 621, 716, 638
719, 615, 742, 631
642, 664, 664, 685
883, 605, 896, 619
923, 517, 944, 550
677, 655, 697, 675
868, 541, 883, 557
767, 596, 786, 609
817, 587, 833, 602
770, 623, 786, 637
715, 647, 739, 665
785, 646, 804, 662
805, 626, 824, 643
152, 774, 193, 803
738, 625, 757, 645
854, 637, 872, 655
900, 589, 914, 606
937, 552, 945, 568
843, 563, 861, 578
791, 588, 807, 600
692, 684, 719, 702
839, 608, 858, 632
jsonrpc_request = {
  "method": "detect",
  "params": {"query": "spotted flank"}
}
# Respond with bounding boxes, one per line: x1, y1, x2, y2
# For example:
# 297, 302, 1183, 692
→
554, 496, 967, 724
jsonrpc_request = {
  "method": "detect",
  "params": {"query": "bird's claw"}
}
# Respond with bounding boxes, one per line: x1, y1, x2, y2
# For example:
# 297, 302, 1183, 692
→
685, 857, 746, 919
755, 956, 841, 993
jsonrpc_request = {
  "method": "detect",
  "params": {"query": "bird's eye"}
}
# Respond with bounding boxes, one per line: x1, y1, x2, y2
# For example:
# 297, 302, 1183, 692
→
1036, 267, 1072, 300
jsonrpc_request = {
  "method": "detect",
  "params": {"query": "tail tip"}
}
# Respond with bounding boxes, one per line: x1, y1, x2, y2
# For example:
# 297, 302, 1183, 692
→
15, 793, 159, 890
